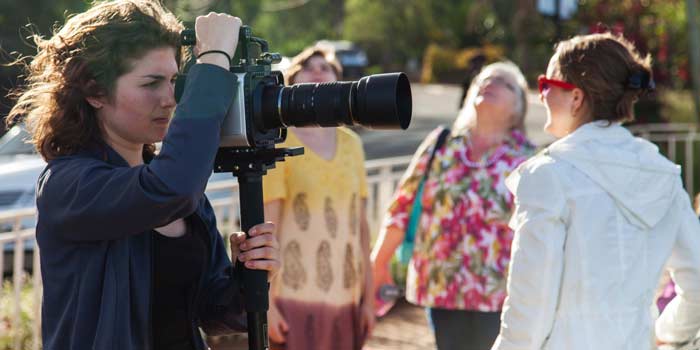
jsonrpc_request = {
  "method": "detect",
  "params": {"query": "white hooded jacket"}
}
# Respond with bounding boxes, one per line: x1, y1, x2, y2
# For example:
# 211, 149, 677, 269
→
491, 122, 700, 350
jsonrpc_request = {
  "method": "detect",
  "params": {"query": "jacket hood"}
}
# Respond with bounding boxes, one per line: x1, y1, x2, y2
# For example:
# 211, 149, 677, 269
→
547, 121, 681, 229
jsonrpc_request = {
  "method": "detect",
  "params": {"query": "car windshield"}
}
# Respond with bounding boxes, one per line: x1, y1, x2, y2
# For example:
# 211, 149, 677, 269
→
0, 126, 35, 156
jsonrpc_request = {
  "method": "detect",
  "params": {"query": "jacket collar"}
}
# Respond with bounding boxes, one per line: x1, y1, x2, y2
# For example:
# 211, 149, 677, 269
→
81, 140, 154, 168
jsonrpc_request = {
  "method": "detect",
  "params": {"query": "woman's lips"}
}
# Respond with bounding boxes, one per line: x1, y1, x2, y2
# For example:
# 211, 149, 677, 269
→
152, 117, 170, 124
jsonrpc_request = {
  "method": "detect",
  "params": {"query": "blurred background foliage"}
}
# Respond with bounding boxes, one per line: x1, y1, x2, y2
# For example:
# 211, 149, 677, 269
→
0, 0, 695, 125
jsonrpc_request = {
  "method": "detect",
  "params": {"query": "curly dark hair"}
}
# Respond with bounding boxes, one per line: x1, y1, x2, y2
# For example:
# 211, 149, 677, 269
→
6, 0, 186, 160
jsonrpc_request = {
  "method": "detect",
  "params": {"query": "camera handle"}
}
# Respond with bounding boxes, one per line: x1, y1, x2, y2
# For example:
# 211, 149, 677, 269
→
215, 147, 303, 350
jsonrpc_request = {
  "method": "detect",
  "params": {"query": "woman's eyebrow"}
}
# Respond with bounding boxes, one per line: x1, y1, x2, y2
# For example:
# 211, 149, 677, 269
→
140, 74, 178, 82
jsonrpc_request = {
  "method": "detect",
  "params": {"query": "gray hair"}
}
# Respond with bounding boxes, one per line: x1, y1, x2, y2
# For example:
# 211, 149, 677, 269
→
453, 61, 529, 134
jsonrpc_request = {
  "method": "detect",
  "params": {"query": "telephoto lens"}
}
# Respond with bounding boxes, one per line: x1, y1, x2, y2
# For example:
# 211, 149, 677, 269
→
256, 73, 411, 131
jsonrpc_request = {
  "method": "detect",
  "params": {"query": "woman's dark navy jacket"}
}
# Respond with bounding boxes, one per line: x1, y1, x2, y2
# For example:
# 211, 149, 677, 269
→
35, 64, 246, 350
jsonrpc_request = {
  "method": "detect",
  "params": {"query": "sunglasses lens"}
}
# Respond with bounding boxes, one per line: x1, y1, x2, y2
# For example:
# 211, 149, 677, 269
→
537, 76, 545, 93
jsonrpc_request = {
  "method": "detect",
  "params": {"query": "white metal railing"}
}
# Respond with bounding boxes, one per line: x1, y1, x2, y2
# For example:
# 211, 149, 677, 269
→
628, 123, 700, 196
0, 156, 412, 349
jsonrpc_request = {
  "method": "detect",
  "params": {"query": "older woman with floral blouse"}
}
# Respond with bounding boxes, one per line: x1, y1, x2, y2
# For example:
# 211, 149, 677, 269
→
371, 61, 535, 350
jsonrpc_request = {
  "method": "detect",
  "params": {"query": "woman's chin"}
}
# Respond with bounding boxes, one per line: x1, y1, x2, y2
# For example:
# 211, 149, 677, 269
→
543, 120, 558, 137
544, 125, 569, 139
145, 133, 166, 145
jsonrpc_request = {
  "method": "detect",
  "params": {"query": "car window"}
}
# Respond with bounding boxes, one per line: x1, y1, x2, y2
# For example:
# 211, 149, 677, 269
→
0, 126, 35, 156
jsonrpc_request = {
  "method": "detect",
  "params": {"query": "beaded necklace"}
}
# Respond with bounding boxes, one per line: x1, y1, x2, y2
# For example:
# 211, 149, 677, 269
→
458, 133, 509, 168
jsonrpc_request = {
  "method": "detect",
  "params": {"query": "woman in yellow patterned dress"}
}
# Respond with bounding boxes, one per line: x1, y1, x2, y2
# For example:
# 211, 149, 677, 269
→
262, 46, 374, 350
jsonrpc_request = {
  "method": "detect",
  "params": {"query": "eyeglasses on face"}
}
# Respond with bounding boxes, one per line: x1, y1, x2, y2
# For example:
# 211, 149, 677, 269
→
538, 75, 577, 94
478, 75, 517, 92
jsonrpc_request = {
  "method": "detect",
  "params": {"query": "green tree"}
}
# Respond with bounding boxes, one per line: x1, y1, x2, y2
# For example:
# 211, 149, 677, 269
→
253, 0, 338, 55
0, 0, 90, 128
344, 0, 437, 71
575, 0, 688, 88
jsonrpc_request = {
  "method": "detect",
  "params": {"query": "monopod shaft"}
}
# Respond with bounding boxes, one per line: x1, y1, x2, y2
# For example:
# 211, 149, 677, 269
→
237, 174, 270, 350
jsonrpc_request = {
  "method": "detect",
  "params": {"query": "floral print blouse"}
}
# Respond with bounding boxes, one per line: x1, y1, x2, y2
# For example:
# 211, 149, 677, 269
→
385, 127, 535, 311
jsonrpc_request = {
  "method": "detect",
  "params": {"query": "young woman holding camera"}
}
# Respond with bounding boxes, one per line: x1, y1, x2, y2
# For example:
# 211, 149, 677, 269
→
492, 33, 700, 350
7, 1, 280, 349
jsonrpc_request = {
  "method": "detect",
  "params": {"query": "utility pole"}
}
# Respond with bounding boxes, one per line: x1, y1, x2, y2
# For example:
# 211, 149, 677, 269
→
687, 0, 700, 124
554, 0, 562, 41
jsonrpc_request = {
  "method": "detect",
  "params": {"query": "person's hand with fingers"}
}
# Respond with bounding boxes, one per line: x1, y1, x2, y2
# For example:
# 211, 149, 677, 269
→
267, 301, 289, 345
360, 293, 376, 340
229, 222, 281, 281
194, 12, 242, 70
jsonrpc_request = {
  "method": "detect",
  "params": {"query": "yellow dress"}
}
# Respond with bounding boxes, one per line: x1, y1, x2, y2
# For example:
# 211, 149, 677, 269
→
263, 127, 369, 350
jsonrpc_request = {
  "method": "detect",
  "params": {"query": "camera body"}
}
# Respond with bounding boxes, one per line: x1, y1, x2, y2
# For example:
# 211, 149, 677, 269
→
181, 26, 285, 149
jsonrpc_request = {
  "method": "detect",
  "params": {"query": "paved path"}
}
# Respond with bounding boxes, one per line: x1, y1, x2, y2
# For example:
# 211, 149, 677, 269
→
365, 299, 436, 350
208, 299, 435, 350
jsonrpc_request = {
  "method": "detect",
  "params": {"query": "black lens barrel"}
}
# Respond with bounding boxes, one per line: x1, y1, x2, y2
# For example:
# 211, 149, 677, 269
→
257, 72, 411, 131
355, 73, 411, 130
282, 81, 355, 127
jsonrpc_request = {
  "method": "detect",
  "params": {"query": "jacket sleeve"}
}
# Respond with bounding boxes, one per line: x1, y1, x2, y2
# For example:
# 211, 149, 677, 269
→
655, 185, 700, 344
198, 198, 247, 335
36, 64, 238, 241
491, 158, 567, 350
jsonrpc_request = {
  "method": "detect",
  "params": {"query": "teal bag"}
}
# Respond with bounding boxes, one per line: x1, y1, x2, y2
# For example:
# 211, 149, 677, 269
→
396, 127, 451, 265
397, 181, 426, 264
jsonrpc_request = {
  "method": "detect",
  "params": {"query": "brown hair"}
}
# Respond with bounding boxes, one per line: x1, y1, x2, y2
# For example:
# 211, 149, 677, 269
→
6, 0, 185, 161
554, 32, 653, 123
284, 46, 343, 85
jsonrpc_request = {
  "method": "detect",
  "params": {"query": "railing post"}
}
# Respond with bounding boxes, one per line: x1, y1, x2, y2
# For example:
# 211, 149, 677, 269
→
0, 241, 4, 285
12, 216, 25, 350
232, 196, 240, 233
686, 131, 696, 196
377, 165, 394, 224
32, 238, 41, 350
668, 136, 677, 162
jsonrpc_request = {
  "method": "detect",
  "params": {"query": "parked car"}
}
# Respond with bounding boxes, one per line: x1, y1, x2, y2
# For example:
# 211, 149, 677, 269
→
0, 126, 39, 210
315, 40, 369, 79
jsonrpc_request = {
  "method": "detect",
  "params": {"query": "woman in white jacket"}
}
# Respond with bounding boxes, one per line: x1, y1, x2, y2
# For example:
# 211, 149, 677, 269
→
491, 33, 700, 350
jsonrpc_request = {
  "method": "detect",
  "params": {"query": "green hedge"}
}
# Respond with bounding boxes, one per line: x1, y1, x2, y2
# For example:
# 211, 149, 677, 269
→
420, 43, 504, 84
0, 279, 39, 350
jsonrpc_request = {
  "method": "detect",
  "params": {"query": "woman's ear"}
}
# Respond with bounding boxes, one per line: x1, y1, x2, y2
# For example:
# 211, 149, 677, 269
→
85, 96, 104, 109
571, 88, 586, 117
84, 79, 106, 109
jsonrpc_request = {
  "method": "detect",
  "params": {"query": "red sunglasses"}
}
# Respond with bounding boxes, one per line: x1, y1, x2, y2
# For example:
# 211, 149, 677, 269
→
538, 75, 577, 94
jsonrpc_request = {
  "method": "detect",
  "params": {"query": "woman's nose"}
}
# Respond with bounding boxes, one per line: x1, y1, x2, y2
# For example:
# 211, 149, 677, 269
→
161, 83, 176, 108
311, 67, 324, 76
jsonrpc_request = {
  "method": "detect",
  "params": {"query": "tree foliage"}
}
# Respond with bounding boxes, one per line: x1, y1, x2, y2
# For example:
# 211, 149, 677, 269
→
0, 0, 692, 124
